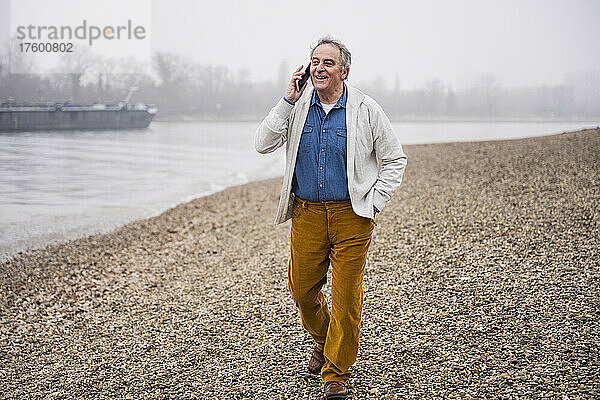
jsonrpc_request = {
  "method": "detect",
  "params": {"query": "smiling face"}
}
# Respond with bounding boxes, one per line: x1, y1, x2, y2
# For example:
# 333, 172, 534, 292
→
310, 43, 348, 99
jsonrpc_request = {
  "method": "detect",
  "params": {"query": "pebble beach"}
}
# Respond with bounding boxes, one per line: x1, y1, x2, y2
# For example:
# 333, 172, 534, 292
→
1, 128, 599, 399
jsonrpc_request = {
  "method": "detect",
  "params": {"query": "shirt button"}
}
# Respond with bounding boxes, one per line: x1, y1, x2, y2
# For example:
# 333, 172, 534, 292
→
322, 129, 326, 133
319, 184, 323, 187
320, 166, 323, 170
321, 148, 325, 152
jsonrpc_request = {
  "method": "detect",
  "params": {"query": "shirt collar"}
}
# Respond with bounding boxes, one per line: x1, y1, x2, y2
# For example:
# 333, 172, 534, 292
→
311, 83, 347, 109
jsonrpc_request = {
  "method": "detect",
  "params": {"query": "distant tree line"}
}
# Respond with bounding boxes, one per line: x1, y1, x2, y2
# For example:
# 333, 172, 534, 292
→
362, 75, 597, 120
1, 44, 598, 120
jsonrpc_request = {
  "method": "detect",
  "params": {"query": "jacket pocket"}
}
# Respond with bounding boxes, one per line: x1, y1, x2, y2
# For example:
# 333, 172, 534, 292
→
292, 203, 302, 218
298, 125, 313, 154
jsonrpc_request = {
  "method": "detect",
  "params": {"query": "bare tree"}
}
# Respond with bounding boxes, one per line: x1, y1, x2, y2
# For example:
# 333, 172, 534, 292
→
0, 37, 39, 101
56, 45, 96, 102
153, 52, 180, 87
473, 74, 500, 115
2, 36, 37, 75
424, 78, 445, 115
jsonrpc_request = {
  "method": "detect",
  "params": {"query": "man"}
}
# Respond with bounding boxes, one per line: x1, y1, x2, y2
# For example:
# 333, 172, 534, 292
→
255, 37, 407, 399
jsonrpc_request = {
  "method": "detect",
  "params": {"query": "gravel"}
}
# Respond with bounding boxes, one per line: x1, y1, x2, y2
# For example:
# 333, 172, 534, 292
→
1, 128, 599, 399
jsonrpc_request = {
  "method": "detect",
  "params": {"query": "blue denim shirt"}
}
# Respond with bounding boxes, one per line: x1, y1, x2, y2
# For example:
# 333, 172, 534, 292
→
291, 85, 350, 202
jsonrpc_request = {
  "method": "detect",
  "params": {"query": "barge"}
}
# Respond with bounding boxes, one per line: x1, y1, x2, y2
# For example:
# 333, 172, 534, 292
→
0, 88, 157, 131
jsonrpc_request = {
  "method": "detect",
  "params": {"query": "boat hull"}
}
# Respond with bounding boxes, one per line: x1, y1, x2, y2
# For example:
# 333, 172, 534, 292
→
0, 109, 155, 131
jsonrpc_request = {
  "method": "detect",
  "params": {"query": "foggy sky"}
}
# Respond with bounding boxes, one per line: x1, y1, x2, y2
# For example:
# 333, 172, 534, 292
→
149, 0, 600, 89
2, 0, 600, 89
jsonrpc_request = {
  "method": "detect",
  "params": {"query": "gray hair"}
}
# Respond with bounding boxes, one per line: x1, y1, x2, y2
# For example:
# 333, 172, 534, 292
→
309, 36, 351, 76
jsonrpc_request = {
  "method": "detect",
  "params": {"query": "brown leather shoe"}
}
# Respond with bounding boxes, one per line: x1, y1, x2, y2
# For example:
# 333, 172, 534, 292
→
308, 345, 325, 374
324, 381, 349, 399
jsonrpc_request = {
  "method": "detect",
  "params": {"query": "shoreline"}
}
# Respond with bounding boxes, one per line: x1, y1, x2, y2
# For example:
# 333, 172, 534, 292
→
3, 125, 599, 263
1, 128, 599, 398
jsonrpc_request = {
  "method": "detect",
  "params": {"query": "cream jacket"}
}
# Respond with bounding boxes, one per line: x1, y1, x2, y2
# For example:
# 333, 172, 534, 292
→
255, 84, 407, 224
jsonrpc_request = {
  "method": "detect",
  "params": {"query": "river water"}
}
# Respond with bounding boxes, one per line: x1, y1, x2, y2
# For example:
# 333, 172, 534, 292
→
1, 120, 597, 259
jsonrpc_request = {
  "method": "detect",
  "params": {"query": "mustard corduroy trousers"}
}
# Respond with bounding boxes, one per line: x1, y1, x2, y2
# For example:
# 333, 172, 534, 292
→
288, 196, 374, 383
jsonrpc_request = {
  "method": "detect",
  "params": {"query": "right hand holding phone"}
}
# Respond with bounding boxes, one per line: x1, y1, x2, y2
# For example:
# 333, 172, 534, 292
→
284, 65, 308, 104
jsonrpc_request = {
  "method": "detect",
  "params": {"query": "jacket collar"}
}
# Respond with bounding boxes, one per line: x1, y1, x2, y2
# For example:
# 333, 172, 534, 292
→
297, 82, 365, 110
310, 83, 348, 109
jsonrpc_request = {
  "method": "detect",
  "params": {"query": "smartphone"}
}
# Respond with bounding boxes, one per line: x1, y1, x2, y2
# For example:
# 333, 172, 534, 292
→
295, 65, 311, 92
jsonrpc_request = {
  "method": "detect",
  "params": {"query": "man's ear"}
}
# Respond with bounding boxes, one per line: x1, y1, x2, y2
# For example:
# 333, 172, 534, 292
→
342, 67, 349, 80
